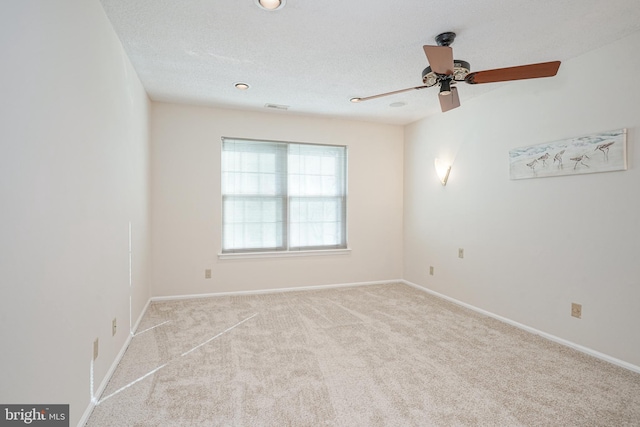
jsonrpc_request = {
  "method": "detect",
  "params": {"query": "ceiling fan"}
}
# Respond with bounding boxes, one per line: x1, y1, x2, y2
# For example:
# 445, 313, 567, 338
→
350, 32, 561, 113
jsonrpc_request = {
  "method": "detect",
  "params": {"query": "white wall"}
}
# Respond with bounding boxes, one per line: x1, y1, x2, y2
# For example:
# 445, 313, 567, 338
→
404, 31, 640, 367
0, 1, 151, 425
151, 103, 404, 296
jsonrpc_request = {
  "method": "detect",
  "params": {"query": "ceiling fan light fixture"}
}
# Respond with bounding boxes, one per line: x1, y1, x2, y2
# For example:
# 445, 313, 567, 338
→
256, 0, 285, 11
439, 80, 451, 96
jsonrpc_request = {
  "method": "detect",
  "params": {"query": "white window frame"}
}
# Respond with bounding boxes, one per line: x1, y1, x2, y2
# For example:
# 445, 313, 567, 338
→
219, 137, 349, 259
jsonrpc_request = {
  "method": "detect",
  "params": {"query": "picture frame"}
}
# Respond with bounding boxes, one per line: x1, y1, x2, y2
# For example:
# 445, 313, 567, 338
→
509, 129, 627, 180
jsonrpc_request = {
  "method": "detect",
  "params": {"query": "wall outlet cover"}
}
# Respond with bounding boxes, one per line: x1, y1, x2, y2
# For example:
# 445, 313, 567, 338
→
571, 303, 582, 319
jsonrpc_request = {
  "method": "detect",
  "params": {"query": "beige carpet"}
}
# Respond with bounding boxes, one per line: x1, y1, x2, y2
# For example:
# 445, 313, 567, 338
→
86, 283, 640, 426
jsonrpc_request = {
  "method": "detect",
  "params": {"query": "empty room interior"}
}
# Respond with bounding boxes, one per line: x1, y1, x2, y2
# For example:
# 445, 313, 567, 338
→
2, 1, 640, 426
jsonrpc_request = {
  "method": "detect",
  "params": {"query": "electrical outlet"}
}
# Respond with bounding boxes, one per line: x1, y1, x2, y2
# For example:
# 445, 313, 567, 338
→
429, 266, 434, 275
93, 338, 99, 360
458, 248, 464, 259
571, 303, 582, 319
205, 269, 212, 279
112, 318, 117, 336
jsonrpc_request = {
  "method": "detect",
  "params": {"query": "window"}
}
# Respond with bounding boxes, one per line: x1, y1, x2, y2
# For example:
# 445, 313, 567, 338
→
221, 138, 347, 254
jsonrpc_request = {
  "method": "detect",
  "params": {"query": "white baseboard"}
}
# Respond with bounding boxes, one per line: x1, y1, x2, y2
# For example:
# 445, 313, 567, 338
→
402, 279, 640, 374
77, 298, 152, 427
151, 279, 401, 302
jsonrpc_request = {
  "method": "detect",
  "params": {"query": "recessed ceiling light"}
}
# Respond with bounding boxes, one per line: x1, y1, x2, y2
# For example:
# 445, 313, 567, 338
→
350, 98, 361, 103
234, 82, 250, 90
390, 102, 406, 108
255, 0, 285, 11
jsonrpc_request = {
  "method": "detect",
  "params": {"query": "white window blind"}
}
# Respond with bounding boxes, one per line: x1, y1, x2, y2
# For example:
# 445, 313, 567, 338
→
222, 138, 347, 253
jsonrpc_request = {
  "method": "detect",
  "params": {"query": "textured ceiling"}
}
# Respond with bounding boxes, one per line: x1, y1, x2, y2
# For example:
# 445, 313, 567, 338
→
99, 0, 640, 125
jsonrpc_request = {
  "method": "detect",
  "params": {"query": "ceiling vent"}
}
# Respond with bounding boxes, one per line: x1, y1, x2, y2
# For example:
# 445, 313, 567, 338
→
264, 103, 289, 110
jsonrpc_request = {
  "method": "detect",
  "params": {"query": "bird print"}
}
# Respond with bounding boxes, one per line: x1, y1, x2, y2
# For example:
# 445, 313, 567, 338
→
537, 153, 550, 166
570, 153, 590, 170
553, 150, 565, 168
595, 141, 615, 160
527, 158, 538, 170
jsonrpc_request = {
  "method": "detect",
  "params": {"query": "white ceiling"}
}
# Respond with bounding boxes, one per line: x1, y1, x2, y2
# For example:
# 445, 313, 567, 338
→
99, 0, 640, 125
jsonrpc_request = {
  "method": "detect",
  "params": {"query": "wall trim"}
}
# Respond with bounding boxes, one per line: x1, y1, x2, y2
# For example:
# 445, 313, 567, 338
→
77, 298, 152, 427
402, 279, 640, 374
150, 279, 401, 302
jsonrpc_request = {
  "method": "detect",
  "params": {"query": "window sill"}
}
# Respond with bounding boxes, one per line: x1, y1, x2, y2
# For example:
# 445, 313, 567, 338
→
218, 248, 351, 260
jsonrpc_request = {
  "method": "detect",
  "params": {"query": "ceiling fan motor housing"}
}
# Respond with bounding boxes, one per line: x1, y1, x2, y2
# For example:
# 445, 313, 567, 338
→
422, 60, 471, 86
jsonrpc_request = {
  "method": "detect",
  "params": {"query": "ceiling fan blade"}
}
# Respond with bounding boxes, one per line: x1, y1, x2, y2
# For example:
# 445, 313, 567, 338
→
351, 85, 429, 102
465, 61, 561, 84
439, 86, 460, 112
423, 45, 454, 75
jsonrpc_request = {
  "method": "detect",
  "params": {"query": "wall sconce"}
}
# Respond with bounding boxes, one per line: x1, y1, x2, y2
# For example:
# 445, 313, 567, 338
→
434, 158, 451, 186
